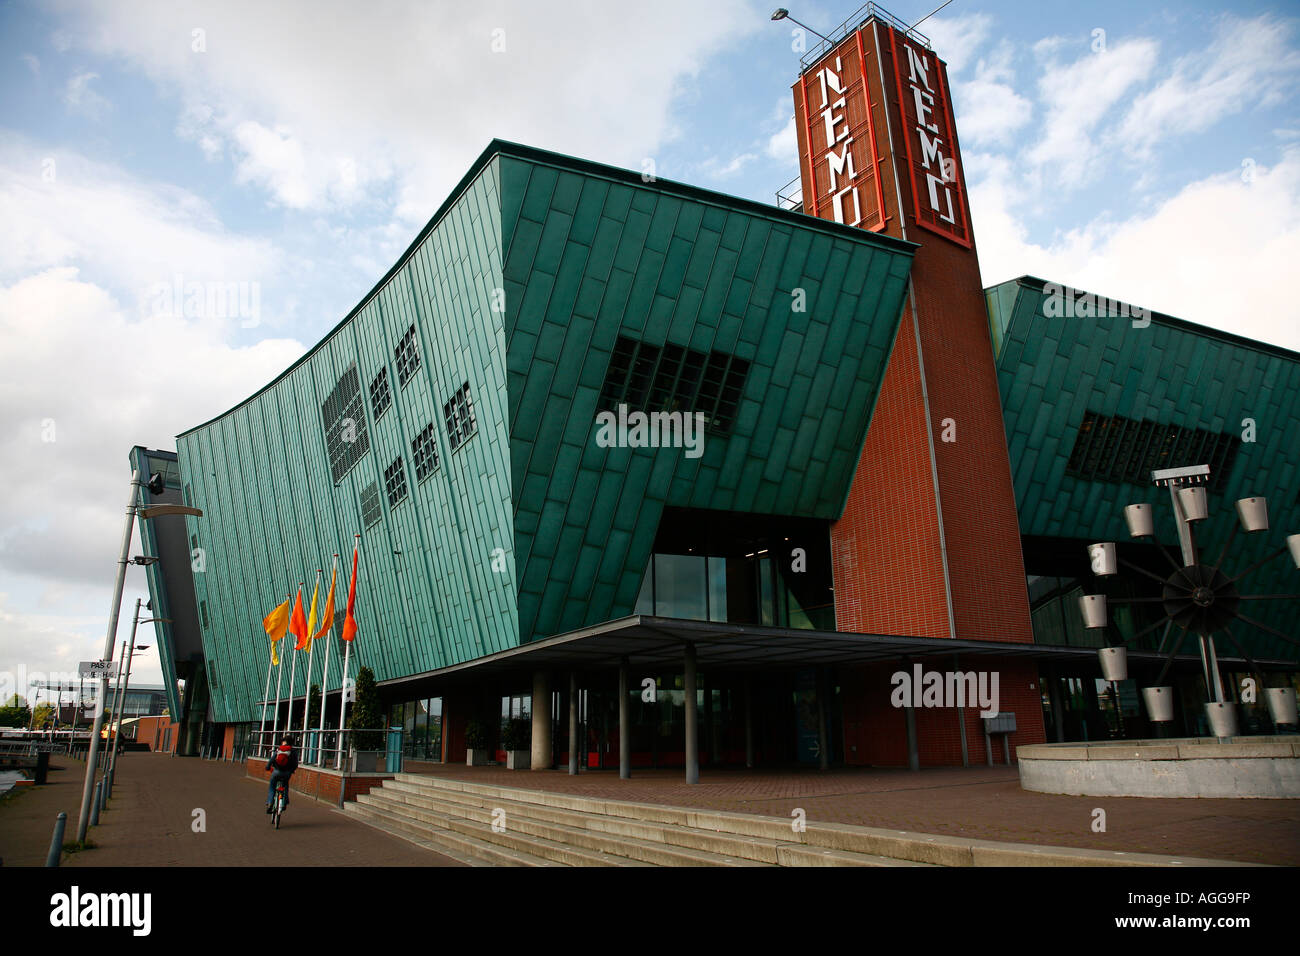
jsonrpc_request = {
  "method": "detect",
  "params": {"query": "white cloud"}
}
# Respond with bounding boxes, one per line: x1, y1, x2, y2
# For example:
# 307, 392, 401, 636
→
953, 43, 1033, 147
1028, 37, 1159, 184
972, 148, 1300, 352
1117, 15, 1300, 159
20, 54, 39, 76
62, 71, 111, 119
49, 0, 757, 219
767, 114, 796, 164
921, 13, 993, 76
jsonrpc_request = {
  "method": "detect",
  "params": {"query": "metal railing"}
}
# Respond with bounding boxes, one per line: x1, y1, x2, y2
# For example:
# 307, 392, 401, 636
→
775, 175, 804, 212
797, 2, 932, 72
249, 728, 403, 773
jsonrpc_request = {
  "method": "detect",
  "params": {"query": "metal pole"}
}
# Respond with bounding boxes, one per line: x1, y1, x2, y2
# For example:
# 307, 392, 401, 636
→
287, 641, 299, 740
301, 569, 320, 746
568, 672, 579, 775
46, 812, 67, 867
744, 677, 754, 769
335, 637, 352, 770
107, 601, 143, 782
1170, 483, 1223, 703
684, 644, 698, 784
816, 667, 830, 771
258, 647, 273, 754
618, 659, 630, 780
107, 607, 135, 763
272, 593, 288, 755
111, 628, 144, 781
90, 781, 102, 827
77, 470, 141, 844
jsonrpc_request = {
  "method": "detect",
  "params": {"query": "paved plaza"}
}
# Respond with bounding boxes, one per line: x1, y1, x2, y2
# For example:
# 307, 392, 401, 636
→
2, 753, 1296, 865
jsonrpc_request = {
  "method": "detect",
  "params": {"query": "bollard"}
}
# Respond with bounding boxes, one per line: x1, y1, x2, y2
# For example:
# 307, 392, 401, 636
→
46, 812, 67, 867
90, 781, 102, 826
105, 767, 114, 800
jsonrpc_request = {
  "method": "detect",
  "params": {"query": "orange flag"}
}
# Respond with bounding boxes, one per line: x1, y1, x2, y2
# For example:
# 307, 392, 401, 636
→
262, 597, 290, 666
289, 585, 309, 651
341, 545, 359, 643
312, 563, 337, 643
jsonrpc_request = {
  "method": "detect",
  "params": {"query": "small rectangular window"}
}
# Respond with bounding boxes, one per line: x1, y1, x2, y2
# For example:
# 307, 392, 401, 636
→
411, 422, 440, 481
384, 456, 409, 507
443, 383, 477, 452
369, 367, 392, 422
360, 481, 383, 529
199, 600, 209, 629
394, 325, 420, 387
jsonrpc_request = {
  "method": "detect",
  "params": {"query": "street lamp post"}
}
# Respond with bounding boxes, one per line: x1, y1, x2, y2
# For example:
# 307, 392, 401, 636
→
107, 637, 153, 781
75, 470, 202, 845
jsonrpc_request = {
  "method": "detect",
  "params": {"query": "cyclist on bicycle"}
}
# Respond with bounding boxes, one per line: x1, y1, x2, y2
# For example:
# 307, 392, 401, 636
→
265, 735, 298, 813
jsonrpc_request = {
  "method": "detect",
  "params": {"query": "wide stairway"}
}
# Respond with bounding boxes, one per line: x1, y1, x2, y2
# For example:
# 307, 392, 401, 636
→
341, 772, 1210, 867
343, 771, 930, 866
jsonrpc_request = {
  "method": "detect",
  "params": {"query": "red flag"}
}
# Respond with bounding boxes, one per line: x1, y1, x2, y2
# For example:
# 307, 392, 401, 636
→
289, 585, 309, 651
341, 545, 359, 643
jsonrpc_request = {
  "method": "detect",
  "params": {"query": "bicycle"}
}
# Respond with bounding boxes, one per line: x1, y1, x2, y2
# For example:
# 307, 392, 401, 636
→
270, 779, 287, 829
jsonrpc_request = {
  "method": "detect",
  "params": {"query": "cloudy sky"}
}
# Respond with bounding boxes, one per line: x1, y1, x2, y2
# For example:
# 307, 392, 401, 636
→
1, 0, 1297, 703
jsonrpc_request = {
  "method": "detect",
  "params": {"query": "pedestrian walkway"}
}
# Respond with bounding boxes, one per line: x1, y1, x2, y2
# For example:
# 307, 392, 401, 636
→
402, 761, 1300, 866
0, 752, 462, 867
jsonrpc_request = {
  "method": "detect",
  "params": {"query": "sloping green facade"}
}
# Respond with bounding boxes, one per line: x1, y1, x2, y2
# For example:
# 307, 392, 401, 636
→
989, 277, 1300, 659
176, 142, 915, 722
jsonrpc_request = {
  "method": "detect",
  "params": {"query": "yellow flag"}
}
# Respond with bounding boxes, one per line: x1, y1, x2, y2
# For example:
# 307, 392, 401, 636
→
262, 598, 290, 666
304, 576, 320, 653
312, 564, 337, 643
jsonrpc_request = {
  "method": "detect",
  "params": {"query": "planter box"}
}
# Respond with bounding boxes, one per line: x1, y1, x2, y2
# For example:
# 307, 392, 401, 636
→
505, 750, 530, 770
466, 748, 490, 767
351, 752, 386, 773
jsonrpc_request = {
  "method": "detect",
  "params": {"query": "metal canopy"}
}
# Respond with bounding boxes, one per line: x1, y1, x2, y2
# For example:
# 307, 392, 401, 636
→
377, 615, 1288, 695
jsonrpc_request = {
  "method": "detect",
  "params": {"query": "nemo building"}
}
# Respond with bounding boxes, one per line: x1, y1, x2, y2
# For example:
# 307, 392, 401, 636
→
137, 5, 1299, 778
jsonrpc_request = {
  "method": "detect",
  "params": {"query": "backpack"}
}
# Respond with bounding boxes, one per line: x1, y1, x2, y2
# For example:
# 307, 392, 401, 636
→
274, 750, 291, 769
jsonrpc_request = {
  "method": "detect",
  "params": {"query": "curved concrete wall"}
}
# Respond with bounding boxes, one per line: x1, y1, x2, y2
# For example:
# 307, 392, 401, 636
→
1018, 738, 1300, 798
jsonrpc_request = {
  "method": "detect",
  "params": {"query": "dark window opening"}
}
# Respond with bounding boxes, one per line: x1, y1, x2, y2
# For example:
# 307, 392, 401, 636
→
369, 367, 392, 422
443, 382, 477, 452
599, 335, 750, 435
395, 325, 420, 387
411, 422, 440, 481
1065, 411, 1239, 493
360, 481, 383, 529
384, 456, 408, 508
321, 363, 371, 484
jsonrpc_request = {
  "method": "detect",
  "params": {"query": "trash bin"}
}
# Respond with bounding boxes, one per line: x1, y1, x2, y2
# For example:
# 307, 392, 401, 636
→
34, 750, 50, 785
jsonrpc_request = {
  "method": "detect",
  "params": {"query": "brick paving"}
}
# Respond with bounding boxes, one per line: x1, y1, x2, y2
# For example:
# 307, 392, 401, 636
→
406, 760, 1300, 865
0, 752, 463, 867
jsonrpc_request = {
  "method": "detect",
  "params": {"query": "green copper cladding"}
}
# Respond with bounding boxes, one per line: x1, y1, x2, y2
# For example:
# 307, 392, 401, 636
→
498, 150, 915, 644
172, 141, 915, 723
989, 276, 1300, 660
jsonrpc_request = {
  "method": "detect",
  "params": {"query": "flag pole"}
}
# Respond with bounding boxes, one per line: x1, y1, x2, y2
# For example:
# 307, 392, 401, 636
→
302, 568, 321, 748
317, 554, 338, 765
271, 596, 287, 753
258, 647, 273, 755
287, 583, 301, 743
336, 536, 360, 770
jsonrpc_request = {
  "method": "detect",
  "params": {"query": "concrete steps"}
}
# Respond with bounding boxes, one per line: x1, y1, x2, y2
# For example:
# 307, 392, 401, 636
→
342, 772, 930, 867
340, 772, 1253, 867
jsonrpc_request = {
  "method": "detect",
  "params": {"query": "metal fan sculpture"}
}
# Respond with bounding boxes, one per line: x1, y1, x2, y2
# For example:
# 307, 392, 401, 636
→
1078, 464, 1300, 737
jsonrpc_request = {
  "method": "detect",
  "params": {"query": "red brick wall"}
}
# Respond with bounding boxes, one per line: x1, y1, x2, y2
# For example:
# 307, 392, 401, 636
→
807, 24, 1034, 646
841, 658, 1047, 767
133, 715, 180, 753
832, 305, 951, 638
245, 758, 392, 804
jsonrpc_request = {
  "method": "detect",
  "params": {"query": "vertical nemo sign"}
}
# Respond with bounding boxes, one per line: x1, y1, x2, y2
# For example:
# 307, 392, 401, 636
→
794, 33, 885, 230
886, 26, 971, 247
